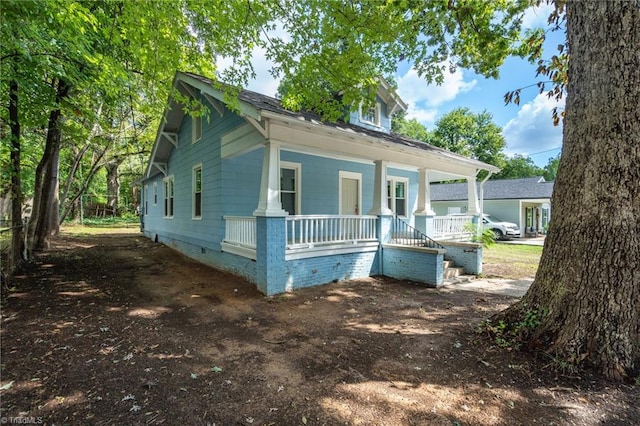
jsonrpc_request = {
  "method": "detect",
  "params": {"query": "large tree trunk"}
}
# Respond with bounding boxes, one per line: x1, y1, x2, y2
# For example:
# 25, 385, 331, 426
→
495, 1, 640, 381
8, 79, 25, 271
31, 79, 70, 250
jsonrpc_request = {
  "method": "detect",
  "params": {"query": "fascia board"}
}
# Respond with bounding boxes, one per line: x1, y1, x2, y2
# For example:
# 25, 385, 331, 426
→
261, 110, 497, 175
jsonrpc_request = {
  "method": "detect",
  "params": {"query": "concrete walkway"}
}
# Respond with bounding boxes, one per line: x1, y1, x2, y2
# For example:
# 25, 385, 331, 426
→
499, 236, 545, 246
442, 277, 533, 297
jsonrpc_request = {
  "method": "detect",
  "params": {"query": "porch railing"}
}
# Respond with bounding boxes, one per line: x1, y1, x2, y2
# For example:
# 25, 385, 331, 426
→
223, 216, 256, 248
433, 215, 473, 240
391, 217, 444, 249
286, 215, 377, 248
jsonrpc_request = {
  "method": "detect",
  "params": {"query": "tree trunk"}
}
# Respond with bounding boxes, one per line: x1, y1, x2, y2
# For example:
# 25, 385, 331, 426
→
495, 1, 640, 381
8, 79, 25, 271
32, 79, 70, 250
58, 146, 109, 224
105, 159, 120, 215
59, 103, 102, 223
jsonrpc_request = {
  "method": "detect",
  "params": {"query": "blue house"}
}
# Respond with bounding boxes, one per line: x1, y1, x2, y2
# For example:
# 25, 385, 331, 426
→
140, 72, 499, 295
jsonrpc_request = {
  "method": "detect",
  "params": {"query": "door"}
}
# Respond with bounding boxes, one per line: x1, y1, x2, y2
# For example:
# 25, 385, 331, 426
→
340, 177, 359, 215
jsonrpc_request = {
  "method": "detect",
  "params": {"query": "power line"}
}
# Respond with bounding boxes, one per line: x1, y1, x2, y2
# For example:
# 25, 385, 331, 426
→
527, 147, 562, 157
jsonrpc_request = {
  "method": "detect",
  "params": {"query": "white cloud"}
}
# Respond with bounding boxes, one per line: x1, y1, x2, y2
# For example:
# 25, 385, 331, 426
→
521, 3, 555, 29
216, 46, 280, 97
244, 47, 280, 97
396, 65, 477, 126
503, 93, 564, 156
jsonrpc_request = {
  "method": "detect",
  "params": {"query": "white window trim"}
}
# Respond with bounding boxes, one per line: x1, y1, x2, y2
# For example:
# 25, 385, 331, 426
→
144, 185, 149, 216
153, 181, 158, 206
280, 161, 301, 215
359, 102, 382, 127
339, 171, 362, 215
192, 115, 202, 144
163, 175, 175, 219
192, 163, 203, 220
387, 176, 409, 217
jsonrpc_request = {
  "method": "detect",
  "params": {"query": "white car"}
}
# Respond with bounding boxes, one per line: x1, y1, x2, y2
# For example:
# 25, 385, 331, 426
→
482, 214, 521, 239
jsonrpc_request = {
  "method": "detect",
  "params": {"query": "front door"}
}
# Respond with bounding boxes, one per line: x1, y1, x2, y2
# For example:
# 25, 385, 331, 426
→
340, 177, 360, 215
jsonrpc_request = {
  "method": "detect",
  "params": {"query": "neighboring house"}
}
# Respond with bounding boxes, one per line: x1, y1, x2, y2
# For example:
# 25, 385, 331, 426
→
430, 176, 554, 236
140, 71, 499, 295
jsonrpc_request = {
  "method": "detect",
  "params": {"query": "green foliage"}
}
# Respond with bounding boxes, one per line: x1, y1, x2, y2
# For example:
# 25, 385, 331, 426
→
479, 306, 548, 350
392, 112, 434, 143
542, 153, 560, 181
2, 0, 552, 242
463, 222, 496, 247
271, 0, 539, 119
431, 107, 507, 170
69, 215, 138, 227
493, 154, 544, 179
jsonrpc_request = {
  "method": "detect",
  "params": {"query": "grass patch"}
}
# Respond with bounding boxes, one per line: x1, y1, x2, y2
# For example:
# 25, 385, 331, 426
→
61, 223, 141, 236
482, 243, 543, 280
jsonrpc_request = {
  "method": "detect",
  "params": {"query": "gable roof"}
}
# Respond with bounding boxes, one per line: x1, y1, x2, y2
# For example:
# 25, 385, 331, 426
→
145, 72, 500, 179
431, 176, 554, 201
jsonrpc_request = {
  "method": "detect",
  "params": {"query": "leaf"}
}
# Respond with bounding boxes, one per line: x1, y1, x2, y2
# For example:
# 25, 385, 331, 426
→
190, 373, 198, 379
0, 381, 14, 390
302, 416, 307, 425
210, 366, 223, 373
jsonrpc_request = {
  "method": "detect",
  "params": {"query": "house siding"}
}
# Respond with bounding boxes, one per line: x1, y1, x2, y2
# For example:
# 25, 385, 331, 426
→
432, 199, 521, 225
221, 148, 263, 216
348, 95, 391, 133
432, 201, 467, 216
142, 100, 245, 251
483, 201, 520, 226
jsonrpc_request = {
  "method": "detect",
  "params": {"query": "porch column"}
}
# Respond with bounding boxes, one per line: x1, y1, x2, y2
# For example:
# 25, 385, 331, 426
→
415, 168, 436, 236
255, 216, 287, 295
368, 160, 393, 215
253, 141, 288, 217
466, 176, 480, 215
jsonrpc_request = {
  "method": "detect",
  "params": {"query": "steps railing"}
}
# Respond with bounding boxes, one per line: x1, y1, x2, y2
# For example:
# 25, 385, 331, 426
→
391, 217, 444, 249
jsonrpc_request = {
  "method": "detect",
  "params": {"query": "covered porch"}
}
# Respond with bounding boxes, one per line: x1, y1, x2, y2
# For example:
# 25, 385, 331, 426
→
218, 105, 497, 294
221, 212, 483, 295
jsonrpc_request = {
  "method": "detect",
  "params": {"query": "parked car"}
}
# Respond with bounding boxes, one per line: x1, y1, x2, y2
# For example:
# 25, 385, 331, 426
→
482, 214, 521, 239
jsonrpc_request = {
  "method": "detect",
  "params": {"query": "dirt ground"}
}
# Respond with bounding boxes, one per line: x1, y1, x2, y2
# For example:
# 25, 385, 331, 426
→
1, 232, 638, 425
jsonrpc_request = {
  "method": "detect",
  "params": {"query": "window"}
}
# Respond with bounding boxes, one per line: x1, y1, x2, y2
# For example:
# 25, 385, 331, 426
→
360, 102, 381, 126
280, 162, 301, 215
153, 182, 158, 206
387, 177, 408, 217
192, 115, 202, 143
193, 164, 202, 219
144, 185, 149, 215
163, 176, 174, 218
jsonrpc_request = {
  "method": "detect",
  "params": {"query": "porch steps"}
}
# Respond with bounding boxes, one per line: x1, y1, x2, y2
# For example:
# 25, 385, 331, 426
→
442, 259, 474, 283
443, 274, 476, 285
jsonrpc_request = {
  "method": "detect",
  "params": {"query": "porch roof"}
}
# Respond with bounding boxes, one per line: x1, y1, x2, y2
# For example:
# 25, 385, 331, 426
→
145, 71, 500, 180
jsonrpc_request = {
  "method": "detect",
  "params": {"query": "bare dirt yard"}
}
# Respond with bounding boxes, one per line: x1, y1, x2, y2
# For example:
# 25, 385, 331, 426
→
1, 231, 638, 425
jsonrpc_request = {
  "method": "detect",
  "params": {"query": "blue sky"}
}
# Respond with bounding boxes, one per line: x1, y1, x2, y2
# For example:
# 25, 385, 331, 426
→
225, 3, 564, 167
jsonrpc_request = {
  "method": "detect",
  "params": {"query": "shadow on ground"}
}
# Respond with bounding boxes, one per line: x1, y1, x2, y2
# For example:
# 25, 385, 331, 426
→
1, 233, 637, 425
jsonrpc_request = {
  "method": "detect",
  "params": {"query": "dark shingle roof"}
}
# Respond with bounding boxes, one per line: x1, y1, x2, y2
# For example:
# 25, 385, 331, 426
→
181, 72, 499, 171
431, 176, 554, 201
